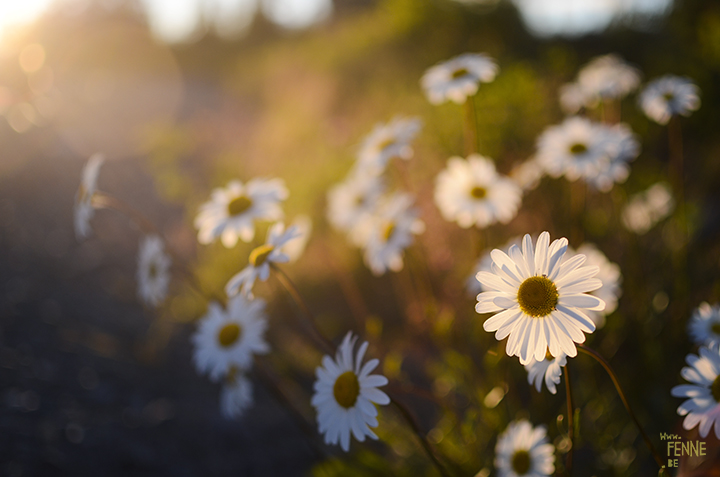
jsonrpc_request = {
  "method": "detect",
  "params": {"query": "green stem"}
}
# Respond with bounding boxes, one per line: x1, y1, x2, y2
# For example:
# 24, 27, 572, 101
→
463, 95, 480, 156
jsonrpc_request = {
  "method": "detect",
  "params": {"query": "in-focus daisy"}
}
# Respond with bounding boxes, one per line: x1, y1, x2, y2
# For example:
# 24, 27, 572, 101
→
688, 303, 720, 347
639, 75, 700, 125
357, 116, 422, 175
525, 351, 567, 395
476, 232, 605, 364
327, 171, 384, 247
136, 234, 172, 307
225, 222, 299, 297
621, 183, 675, 235
192, 295, 270, 381
311, 332, 390, 452
362, 193, 425, 276
671, 343, 720, 439
281, 215, 312, 263
74, 153, 105, 241
219, 368, 254, 420
495, 420, 555, 477
194, 178, 288, 248
421, 53, 498, 105
434, 154, 522, 229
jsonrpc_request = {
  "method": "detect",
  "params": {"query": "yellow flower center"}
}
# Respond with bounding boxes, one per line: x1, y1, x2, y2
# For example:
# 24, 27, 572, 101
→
517, 276, 559, 318
148, 262, 157, 279
227, 195, 253, 217
711, 323, 720, 336
545, 349, 554, 361
78, 184, 88, 202
249, 244, 274, 267
333, 371, 360, 409
712, 375, 720, 403
382, 221, 396, 242
217, 323, 242, 348
452, 67, 469, 79
511, 449, 531, 475
470, 186, 487, 199
663, 92, 675, 102
569, 143, 588, 155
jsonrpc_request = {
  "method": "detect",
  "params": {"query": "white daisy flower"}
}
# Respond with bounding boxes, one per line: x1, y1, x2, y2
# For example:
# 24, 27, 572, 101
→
587, 123, 640, 192
361, 193, 424, 276
225, 222, 300, 297
558, 82, 590, 115
576, 54, 641, 102
74, 153, 105, 241
621, 183, 675, 235
495, 419, 555, 477
281, 215, 312, 263
510, 157, 545, 192
688, 303, 720, 347
434, 154, 522, 229
327, 171, 385, 247
219, 368, 254, 420
639, 75, 700, 125
136, 234, 172, 307
475, 232, 605, 364
194, 178, 288, 248
311, 332, 390, 452
421, 53, 498, 105
671, 343, 720, 439
565, 244, 621, 329
192, 295, 270, 381
357, 116, 422, 175
525, 351, 567, 395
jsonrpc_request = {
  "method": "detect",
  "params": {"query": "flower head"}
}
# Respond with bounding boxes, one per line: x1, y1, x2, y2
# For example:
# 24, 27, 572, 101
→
220, 368, 254, 420
74, 153, 105, 241
421, 53, 498, 105
192, 295, 269, 381
639, 75, 700, 125
495, 420, 555, 477
225, 222, 300, 297
311, 332, 390, 452
671, 343, 720, 439
357, 116, 422, 175
327, 171, 384, 247
136, 234, 172, 307
559, 55, 640, 113
586, 123, 640, 192
510, 158, 545, 192
476, 232, 604, 364
621, 183, 674, 235
281, 215, 312, 263
434, 155, 522, 229
525, 351, 567, 395
688, 303, 720, 348
194, 178, 288, 248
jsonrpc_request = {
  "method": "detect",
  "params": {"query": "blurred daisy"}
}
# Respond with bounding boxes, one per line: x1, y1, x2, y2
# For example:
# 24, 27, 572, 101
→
281, 215, 312, 263
639, 75, 700, 125
192, 295, 269, 381
327, 171, 384, 247
136, 234, 172, 307
559, 82, 590, 115
495, 420, 555, 477
220, 368, 254, 420
577, 54, 640, 102
225, 222, 300, 297
585, 123, 640, 192
434, 155, 522, 229
311, 332, 390, 452
671, 343, 720, 439
357, 116, 422, 175
525, 351, 567, 395
621, 183, 675, 235
421, 53, 498, 105
565, 244, 621, 329
74, 153, 105, 241
510, 158, 545, 192
476, 232, 604, 364
688, 303, 720, 347
362, 193, 424, 276
195, 178, 288, 248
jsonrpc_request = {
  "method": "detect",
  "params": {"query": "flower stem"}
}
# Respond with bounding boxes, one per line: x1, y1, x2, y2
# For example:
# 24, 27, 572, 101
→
564, 364, 574, 476
92, 192, 158, 234
577, 345, 667, 475
463, 95, 480, 156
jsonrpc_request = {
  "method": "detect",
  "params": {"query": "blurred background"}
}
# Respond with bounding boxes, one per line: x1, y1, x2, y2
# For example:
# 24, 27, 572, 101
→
0, 0, 719, 475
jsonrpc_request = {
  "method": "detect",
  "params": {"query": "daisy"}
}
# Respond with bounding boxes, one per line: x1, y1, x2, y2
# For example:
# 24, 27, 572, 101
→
558, 82, 590, 115
327, 171, 384, 247
495, 420, 555, 477
510, 158, 544, 192
688, 303, 720, 347
311, 332, 390, 452
466, 236, 522, 297
671, 343, 720, 439
74, 153, 105, 241
225, 222, 300, 297
435, 154, 522, 229
565, 244, 621, 329
357, 116, 422, 175
639, 75, 700, 125
194, 178, 288, 248
421, 53, 498, 105
281, 215, 312, 263
621, 183, 675, 235
361, 192, 425, 276
136, 234, 172, 307
192, 295, 270, 381
576, 54, 641, 102
475, 232, 605, 364
535, 117, 611, 182
586, 123, 640, 192
219, 368, 254, 420
525, 351, 567, 395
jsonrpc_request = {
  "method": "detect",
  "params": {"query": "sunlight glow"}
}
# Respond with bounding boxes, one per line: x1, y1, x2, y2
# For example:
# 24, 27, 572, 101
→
0, 0, 55, 44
